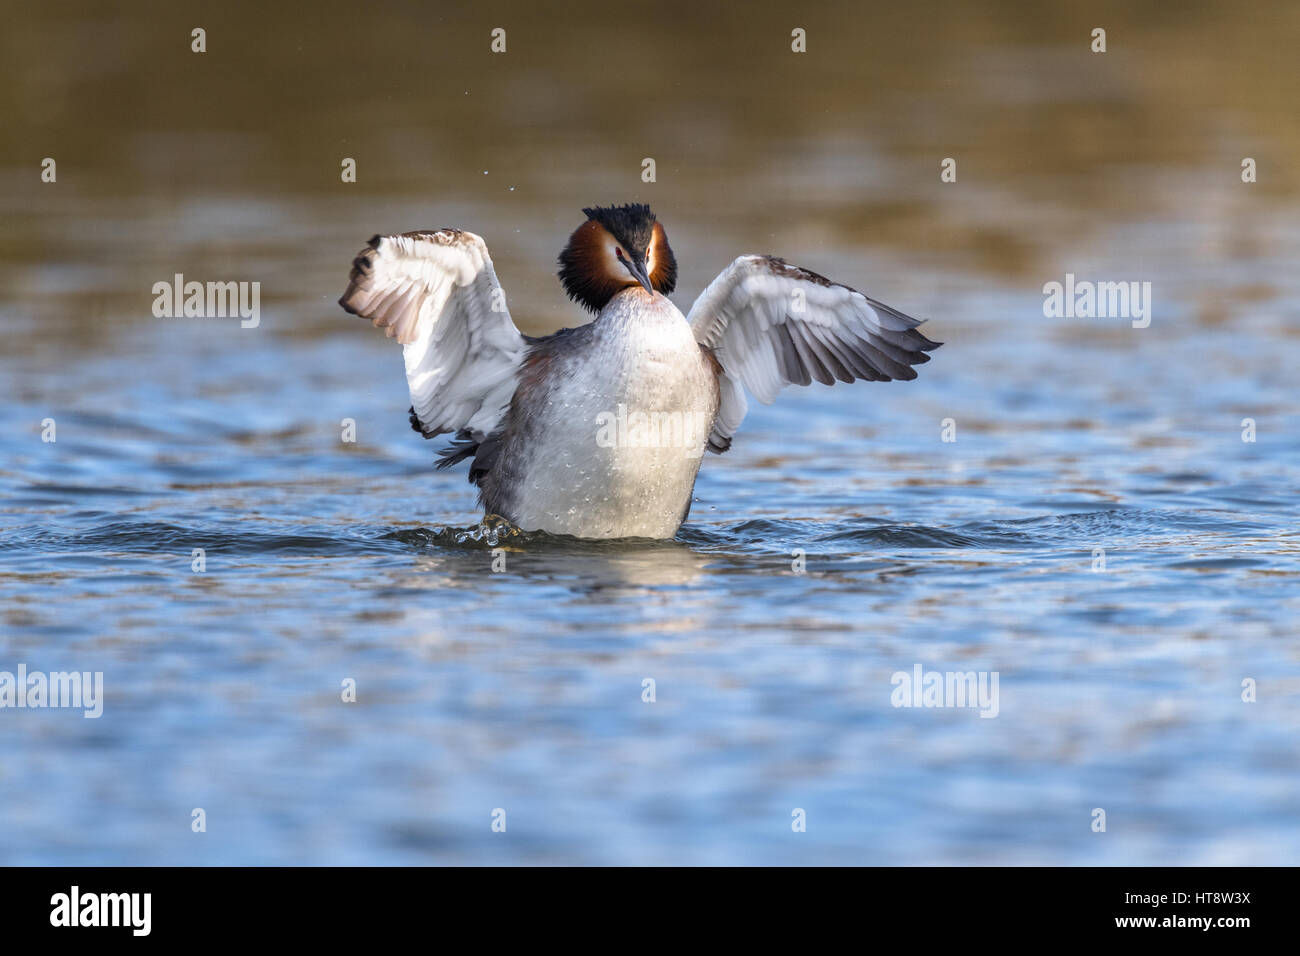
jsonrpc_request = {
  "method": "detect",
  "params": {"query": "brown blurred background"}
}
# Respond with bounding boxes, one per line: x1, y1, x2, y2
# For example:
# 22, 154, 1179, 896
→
2, 0, 1297, 339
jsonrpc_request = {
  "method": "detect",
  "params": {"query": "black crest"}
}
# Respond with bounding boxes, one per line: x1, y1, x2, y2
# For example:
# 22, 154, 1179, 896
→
582, 203, 657, 253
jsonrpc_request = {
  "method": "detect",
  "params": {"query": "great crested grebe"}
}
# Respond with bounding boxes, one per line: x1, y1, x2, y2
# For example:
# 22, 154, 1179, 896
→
340, 203, 940, 539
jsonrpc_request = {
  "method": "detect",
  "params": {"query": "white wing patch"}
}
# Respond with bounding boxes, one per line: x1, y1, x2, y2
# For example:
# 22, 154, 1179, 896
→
340, 230, 526, 440
688, 255, 941, 452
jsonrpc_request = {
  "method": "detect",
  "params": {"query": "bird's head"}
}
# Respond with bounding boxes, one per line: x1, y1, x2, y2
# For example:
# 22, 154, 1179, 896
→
557, 203, 677, 312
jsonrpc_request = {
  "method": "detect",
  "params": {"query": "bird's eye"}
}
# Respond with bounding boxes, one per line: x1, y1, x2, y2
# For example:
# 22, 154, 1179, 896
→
614, 247, 625, 260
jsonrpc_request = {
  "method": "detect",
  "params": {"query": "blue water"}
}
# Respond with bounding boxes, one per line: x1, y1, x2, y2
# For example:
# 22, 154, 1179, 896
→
4, 0, 1300, 863
2, 256, 1297, 862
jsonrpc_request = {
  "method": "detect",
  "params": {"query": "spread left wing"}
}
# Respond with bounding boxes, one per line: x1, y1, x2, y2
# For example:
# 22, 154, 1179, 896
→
340, 229, 526, 440
687, 255, 941, 452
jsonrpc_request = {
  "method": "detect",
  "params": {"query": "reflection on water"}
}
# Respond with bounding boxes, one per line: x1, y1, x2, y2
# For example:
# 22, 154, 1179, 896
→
1, 0, 1299, 864
394, 525, 716, 592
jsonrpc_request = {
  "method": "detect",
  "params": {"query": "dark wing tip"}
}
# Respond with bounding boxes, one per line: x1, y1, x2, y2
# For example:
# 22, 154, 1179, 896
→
913, 328, 943, 351
407, 408, 450, 441
339, 245, 380, 316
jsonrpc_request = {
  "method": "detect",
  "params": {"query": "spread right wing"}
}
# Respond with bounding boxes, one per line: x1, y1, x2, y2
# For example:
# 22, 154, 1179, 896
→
340, 229, 526, 439
688, 255, 941, 452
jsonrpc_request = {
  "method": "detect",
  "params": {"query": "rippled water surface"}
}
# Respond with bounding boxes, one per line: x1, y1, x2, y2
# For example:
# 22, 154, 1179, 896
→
1, 0, 1298, 864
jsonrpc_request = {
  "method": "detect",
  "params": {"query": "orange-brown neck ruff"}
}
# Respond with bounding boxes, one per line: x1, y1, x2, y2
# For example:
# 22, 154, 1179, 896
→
646, 221, 677, 294
558, 220, 635, 313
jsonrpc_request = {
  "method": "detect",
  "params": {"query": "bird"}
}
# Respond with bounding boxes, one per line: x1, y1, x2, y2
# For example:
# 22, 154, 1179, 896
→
339, 203, 940, 539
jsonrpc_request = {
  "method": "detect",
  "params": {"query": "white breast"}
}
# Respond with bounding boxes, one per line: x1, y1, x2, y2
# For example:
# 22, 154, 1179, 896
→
505, 290, 719, 538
